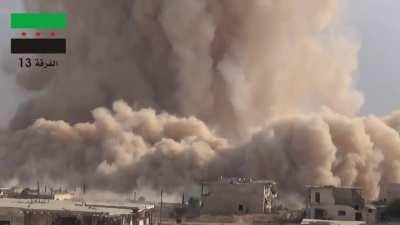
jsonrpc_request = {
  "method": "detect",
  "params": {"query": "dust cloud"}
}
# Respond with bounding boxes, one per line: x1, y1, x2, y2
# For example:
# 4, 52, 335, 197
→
1, 0, 399, 200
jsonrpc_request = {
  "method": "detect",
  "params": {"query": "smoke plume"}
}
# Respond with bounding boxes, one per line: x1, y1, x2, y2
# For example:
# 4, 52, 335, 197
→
1, 0, 399, 201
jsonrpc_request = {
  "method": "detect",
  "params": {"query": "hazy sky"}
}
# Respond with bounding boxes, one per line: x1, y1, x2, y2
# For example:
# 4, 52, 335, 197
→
0, 0, 399, 128
347, 0, 400, 115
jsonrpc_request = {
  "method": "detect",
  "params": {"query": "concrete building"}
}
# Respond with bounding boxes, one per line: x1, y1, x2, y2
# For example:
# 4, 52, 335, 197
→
200, 177, 277, 215
0, 187, 52, 200
0, 198, 154, 225
305, 186, 376, 224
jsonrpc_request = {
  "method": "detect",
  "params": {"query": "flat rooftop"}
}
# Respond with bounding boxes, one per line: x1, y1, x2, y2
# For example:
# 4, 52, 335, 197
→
306, 185, 362, 190
301, 219, 366, 225
0, 198, 154, 216
205, 177, 276, 185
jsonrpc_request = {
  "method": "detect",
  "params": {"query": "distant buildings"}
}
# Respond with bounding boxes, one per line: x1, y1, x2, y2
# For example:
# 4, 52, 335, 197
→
0, 186, 85, 201
2, 181, 399, 225
200, 177, 277, 215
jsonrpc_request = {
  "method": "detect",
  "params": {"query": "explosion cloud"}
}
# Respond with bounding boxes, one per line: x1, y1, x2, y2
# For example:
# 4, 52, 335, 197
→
1, 0, 400, 201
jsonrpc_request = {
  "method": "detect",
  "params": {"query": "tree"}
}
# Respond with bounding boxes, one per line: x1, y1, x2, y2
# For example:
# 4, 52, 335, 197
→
188, 197, 200, 209
138, 196, 146, 202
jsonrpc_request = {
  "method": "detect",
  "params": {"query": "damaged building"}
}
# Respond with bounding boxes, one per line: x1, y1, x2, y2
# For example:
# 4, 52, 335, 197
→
200, 177, 277, 215
0, 198, 154, 225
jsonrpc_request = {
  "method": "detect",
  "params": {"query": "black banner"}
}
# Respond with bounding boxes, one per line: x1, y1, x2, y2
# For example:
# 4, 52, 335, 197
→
11, 38, 66, 54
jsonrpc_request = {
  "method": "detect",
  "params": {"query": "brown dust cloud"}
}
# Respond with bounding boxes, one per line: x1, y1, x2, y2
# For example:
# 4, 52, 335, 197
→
1, 0, 400, 201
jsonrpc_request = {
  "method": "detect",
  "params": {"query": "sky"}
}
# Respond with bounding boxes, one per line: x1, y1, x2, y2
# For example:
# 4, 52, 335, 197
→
347, 0, 400, 116
0, 0, 399, 128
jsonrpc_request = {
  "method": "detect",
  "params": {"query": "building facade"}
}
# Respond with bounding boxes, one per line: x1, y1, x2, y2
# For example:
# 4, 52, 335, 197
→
0, 199, 154, 225
305, 186, 376, 224
200, 177, 277, 215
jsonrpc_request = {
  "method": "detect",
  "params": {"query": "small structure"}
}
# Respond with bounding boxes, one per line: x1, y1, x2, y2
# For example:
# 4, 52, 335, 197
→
0, 198, 154, 225
0, 187, 52, 200
305, 186, 371, 223
200, 177, 277, 215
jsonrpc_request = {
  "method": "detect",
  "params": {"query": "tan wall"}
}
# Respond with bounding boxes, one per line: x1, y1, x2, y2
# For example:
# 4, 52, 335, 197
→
27, 214, 53, 225
201, 183, 266, 215
0, 208, 24, 225
310, 188, 335, 205
310, 205, 358, 221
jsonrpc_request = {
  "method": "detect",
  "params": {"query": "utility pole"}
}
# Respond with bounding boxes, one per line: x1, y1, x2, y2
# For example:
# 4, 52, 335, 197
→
159, 189, 163, 225
181, 192, 185, 208
37, 181, 40, 202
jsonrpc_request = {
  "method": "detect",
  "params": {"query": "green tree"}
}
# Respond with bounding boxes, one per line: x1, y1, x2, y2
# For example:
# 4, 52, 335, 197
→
188, 197, 200, 209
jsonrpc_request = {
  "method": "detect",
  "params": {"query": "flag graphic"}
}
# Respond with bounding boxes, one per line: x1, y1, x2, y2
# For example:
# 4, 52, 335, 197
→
11, 13, 67, 54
